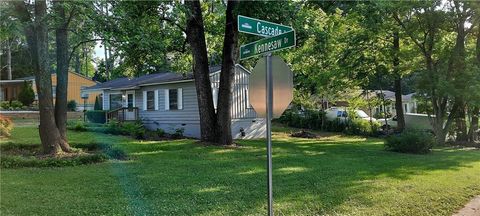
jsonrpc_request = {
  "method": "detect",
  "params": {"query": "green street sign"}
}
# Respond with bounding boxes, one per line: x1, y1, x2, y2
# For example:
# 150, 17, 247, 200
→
238, 15, 293, 37
240, 30, 296, 60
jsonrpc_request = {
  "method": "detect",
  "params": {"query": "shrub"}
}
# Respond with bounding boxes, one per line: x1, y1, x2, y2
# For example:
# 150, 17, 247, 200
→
171, 127, 185, 139
325, 119, 347, 132
67, 100, 77, 111
156, 128, 166, 137
122, 121, 146, 139
67, 121, 87, 132
0, 101, 9, 110
18, 81, 35, 106
277, 109, 324, 130
94, 96, 102, 110
385, 130, 435, 154
0, 116, 13, 137
1, 101, 25, 110
106, 120, 146, 139
86, 110, 107, 123
345, 118, 381, 136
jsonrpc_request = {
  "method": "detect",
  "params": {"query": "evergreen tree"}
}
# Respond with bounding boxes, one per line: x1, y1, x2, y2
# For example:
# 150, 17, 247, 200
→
94, 96, 102, 110
17, 81, 35, 106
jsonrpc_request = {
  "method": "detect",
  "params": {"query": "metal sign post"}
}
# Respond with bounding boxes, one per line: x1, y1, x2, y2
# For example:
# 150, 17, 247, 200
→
265, 53, 273, 216
239, 15, 295, 216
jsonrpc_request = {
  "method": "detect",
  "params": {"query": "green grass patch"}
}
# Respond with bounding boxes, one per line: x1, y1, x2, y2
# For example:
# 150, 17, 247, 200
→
1, 126, 479, 215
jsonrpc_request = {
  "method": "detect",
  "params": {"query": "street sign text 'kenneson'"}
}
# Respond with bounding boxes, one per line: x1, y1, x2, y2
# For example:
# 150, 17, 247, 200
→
240, 30, 296, 60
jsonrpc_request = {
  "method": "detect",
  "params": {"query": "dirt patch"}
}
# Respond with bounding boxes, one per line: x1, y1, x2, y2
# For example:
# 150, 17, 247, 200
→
453, 196, 480, 216
290, 130, 319, 139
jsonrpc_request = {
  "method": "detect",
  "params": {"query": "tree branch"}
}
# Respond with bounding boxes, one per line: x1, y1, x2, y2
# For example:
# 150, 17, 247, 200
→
68, 38, 120, 63
393, 12, 427, 55
159, 16, 186, 34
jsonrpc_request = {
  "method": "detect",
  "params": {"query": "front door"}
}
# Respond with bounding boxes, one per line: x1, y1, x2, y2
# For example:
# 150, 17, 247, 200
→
125, 91, 136, 120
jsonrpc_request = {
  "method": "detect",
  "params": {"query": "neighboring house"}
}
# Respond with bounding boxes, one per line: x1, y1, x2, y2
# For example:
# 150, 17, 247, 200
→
82, 64, 266, 139
0, 71, 99, 110
368, 90, 417, 116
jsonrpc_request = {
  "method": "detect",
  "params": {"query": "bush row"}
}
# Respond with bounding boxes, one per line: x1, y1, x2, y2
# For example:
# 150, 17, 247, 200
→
1, 141, 127, 168
85, 110, 107, 123
277, 109, 381, 136
277, 109, 324, 129
1, 154, 108, 168
0, 100, 29, 111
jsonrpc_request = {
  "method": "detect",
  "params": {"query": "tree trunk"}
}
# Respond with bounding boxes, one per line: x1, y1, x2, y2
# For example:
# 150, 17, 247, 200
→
185, 0, 217, 143
53, 0, 72, 152
468, 107, 479, 142
6, 40, 12, 80
469, 24, 480, 142
393, 30, 405, 132
215, 1, 238, 145
451, 3, 468, 142
20, 0, 64, 155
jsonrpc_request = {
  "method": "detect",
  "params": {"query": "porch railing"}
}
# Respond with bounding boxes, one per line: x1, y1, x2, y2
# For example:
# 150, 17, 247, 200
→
107, 107, 139, 122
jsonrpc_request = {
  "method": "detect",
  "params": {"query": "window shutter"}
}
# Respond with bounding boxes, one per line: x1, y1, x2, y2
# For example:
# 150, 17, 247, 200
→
143, 91, 147, 110
177, 88, 183, 110
164, 89, 170, 110
212, 88, 218, 109
154, 90, 159, 110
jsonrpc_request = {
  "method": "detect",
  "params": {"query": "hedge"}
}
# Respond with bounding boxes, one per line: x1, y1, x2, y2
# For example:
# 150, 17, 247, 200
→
86, 110, 107, 123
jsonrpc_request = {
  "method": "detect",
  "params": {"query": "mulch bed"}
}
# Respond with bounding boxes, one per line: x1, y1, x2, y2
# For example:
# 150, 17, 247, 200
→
290, 130, 319, 139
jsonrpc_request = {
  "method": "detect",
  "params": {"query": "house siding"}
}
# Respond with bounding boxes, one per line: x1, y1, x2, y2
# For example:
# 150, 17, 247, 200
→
136, 82, 202, 137
210, 66, 257, 119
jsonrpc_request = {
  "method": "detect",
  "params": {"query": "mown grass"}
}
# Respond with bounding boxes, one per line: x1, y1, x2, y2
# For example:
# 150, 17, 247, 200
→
1, 126, 479, 215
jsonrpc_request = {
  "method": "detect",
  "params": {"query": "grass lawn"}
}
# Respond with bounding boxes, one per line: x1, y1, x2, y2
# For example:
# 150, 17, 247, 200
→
1, 125, 479, 215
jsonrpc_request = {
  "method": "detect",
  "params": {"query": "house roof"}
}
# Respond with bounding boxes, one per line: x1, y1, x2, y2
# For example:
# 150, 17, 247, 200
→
369, 90, 415, 102
83, 65, 223, 91
15, 71, 97, 83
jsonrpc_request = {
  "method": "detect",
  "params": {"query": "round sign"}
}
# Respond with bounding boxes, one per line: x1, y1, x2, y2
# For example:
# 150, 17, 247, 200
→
248, 56, 293, 118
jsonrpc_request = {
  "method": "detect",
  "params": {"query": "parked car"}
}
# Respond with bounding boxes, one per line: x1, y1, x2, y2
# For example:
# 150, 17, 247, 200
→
382, 113, 435, 131
325, 107, 377, 122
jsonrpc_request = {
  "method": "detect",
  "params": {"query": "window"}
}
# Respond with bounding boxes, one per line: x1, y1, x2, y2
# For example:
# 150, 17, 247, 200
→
143, 90, 158, 111
337, 111, 347, 118
127, 94, 134, 108
165, 88, 182, 110
146, 91, 155, 110
169, 89, 178, 110
404, 104, 408, 112
109, 94, 122, 110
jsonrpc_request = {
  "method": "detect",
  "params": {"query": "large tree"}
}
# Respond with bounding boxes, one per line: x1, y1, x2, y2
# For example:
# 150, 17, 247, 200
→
53, 0, 76, 151
13, 0, 72, 154
185, 0, 239, 145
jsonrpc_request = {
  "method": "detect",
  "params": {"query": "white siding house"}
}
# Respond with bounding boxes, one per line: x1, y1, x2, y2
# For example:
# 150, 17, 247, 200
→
370, 90, 417, 116
83, 65, 266, 139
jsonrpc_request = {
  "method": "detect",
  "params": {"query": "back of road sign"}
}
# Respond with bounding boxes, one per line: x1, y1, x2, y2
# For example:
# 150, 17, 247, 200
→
248, 56, 293, 118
